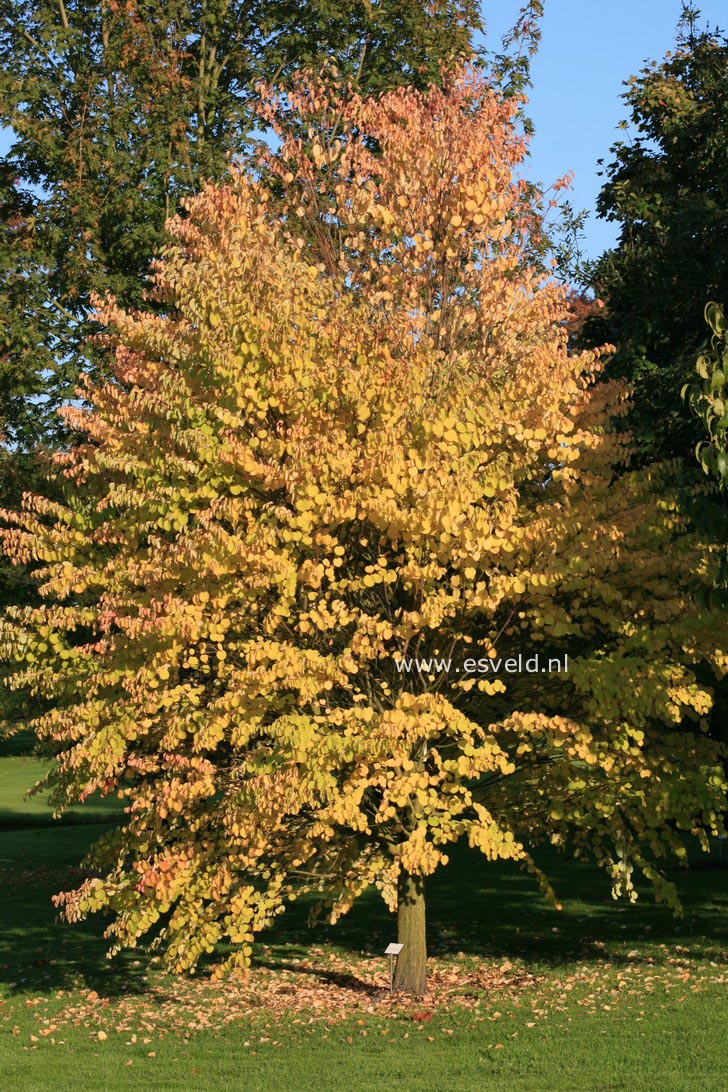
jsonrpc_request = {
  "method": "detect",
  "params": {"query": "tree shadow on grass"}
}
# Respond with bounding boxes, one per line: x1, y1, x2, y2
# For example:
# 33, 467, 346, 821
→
255, 958, 385, 997
267, 843, 728, 971
0, 823, 726, 1004
0, 822, 151, 998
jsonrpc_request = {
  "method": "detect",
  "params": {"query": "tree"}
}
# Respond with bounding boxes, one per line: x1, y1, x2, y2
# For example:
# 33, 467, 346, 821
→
0, 161, 60, 449
683, 303, 728, 488
0, 0, 482, 450
1, 71, 726, 996
582, 8, 728, 464
681, 302, 728, 612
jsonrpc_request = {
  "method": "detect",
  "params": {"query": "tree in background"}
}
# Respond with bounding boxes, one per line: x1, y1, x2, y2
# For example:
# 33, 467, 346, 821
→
0, 0, 482, 450
681, 302, 728, 614
582, 6, 728, 465
683, 303, 728, 489
1, 72, 726, 996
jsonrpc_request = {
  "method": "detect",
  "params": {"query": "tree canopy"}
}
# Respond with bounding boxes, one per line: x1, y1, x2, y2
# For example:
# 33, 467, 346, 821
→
1, 70, 726, 997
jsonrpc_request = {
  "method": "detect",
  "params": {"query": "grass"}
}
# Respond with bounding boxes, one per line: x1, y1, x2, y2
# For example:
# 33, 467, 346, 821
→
0, 756, 122, 828
0, 756, 727, 1091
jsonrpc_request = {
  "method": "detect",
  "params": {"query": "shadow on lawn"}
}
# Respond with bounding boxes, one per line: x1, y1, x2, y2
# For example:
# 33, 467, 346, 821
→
256, 957, 385, 997
0, 821, 726, 1002
264, 844, 728, 971
0, 823, 152, 998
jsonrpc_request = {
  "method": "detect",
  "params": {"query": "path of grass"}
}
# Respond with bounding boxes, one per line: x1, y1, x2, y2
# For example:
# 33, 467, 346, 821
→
0, 758, 726, 1091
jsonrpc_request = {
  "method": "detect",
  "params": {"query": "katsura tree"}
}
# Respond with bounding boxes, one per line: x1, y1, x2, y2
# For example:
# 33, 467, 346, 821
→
1, 70, 726, 997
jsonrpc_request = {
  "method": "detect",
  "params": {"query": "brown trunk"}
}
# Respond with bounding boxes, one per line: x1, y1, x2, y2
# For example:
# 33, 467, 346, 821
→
392, 870, 427, 996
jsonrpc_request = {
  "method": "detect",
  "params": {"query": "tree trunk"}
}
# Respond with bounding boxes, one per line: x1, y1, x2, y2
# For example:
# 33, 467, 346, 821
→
393, 870, 427, 995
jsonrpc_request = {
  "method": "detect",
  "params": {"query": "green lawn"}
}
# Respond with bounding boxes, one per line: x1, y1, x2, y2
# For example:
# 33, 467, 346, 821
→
0, 757, 726, 1091
0, 757, 122, 827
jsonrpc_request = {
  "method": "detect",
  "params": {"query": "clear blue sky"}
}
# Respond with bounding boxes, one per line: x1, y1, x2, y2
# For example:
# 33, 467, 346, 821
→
1, 1, 725, 262
480, 0, 727, 259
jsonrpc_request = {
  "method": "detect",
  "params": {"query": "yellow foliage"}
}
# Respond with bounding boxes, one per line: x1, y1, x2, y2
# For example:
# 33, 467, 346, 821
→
0, 68, 725, 974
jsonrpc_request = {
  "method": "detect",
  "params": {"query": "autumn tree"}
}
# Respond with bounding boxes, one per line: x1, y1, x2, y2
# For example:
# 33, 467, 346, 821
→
1, 71, 726, 996
0, 0, 483, 451
581, 6, 728, 464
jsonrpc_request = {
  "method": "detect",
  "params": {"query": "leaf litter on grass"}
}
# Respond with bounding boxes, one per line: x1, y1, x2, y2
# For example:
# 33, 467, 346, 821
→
3, 942, 726, 1053
4, 950, 538, 1044
2, 856, 726, 1055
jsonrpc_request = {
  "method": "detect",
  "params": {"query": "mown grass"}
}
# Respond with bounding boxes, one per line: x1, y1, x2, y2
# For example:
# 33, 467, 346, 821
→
0, 757, 726, 1091
0, 757, 121, 828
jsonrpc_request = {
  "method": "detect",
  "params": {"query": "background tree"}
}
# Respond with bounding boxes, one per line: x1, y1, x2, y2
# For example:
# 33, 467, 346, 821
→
0, 0, 482, 451
581, 6, 728, 464
683, 303, 728, 488
681, 302, 728, 614
1, 71, 726, 997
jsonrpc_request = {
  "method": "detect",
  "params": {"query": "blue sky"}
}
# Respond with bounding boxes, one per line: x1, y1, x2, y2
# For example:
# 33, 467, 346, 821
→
2, 1, 725, 263
480, 0, 727, 259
